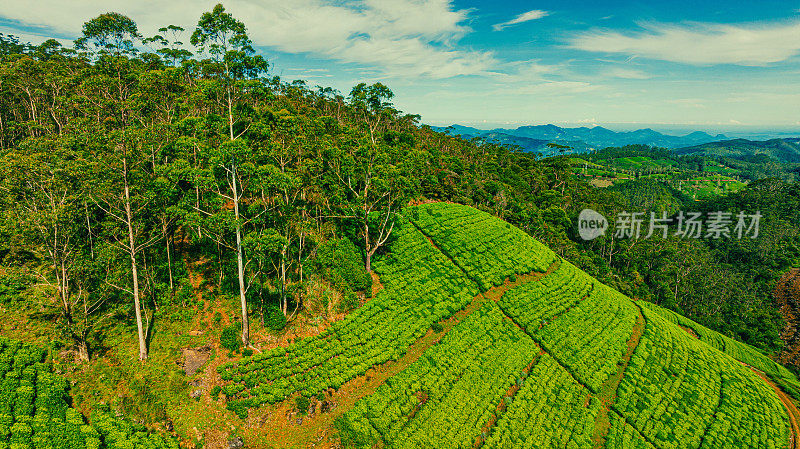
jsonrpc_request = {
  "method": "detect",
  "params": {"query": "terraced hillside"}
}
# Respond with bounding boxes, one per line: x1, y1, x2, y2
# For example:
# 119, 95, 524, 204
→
215, 202, 796, 448
0, 337, 179, 449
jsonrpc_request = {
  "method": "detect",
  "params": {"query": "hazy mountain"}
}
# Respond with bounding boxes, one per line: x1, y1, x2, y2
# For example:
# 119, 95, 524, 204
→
431, 123, 727, 155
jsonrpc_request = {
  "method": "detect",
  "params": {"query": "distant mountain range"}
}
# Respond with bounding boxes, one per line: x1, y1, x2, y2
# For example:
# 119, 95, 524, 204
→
675, 138, 800, 163
431, 124, 728, 155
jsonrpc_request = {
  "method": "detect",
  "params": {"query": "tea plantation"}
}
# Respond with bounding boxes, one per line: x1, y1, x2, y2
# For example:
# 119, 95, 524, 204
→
0, 338, 178, 449
216, 202, 796, 448
5, 202, 796, 448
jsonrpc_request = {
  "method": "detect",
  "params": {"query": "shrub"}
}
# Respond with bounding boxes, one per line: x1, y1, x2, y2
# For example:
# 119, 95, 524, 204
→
315, 238, 372, 293
431, 322, 444, 333
0, 274, 26, 304
295, 396, 311, 415
337, 292, 360, 314
263, 305, 286, 332
220, 323, 242, 352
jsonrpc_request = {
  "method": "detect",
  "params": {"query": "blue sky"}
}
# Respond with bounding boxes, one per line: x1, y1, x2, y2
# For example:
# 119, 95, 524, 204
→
1, 1, 799, 134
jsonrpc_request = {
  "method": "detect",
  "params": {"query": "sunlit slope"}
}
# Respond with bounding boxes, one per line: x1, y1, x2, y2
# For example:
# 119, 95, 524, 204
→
339, 203, 792, 449
640, 301, 800, 397
217, 208, 556, 416
0, 337, 178, 449
408, 203, 557, 289
218, 202, 792, 449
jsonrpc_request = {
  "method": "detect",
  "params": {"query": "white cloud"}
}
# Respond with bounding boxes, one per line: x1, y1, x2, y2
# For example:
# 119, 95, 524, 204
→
488, 60, 562, 82
603, 67, 651, 79
0, 0, 495, 78
569, 20, 800, 65
493, 9, 549, 31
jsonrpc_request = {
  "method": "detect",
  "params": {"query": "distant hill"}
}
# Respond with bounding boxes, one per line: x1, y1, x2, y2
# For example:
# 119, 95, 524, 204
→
676, 138, 800, 163
431, 123, 727, 155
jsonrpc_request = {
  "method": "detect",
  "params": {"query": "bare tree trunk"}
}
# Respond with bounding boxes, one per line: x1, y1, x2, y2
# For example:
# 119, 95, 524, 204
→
233, 166, 249, 346
164, 222, 173, 292
124, 157, 147, 361
364, 221, 372, 272
280, 251, 287, 315
76, 339, 89, 362
76, 295, 91, 362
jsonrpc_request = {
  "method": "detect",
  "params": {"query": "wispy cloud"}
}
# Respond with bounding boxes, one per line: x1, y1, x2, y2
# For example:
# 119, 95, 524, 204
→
569, 20, 800, 65
666, 98, 707, 108
0, 0, 496, 79
603, 67, 651, 79
493, 9, 549, 31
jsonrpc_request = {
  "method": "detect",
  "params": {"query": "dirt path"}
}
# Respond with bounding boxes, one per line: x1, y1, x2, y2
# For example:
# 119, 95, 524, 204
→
260, 253, 563, 448
473, 355, 541, 448
235, 224, 559, 447
671, 315, 800, 449
592, 308, 646, 449
245, 286, 491, 448
481, 260, 560, 302
749, 366, 800, 449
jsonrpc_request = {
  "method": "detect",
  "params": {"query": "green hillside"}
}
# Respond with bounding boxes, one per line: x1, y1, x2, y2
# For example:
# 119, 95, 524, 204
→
213, 202, 797, 449
676, 139, 800, 164
0, 338, 179, 449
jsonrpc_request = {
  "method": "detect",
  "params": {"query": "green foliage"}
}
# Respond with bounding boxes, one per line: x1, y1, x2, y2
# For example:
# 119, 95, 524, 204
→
0, 11, 797, 446
337, 292, 360, 314
315, 238, 372, 293
485, 355, 601, 448
220, 322, 242, 352
341, 302, 538, 447
0, 337, 179, 448
262, 305, 286, 332
642, 301, 800, 396
0, 274, 25, 304
500, 269, 637, 392
615, 308, 789, 449
295, 396, 310, 415
210, 386, 221, 401
408, 203, 557, 289
217, 215, 479, 410
75, 12, 141, 55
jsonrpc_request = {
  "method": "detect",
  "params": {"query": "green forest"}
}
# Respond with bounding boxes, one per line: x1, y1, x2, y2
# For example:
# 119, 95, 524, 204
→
1, 4, 800, 448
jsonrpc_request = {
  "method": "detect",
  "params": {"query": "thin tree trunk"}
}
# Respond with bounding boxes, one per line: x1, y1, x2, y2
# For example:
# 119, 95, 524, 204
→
233, 166, 249, 346
164, 223, 174, 292
280, 252, 287, 316
124, 157, 147, 361
364, 219, 372, 272
76, 338, 89, 362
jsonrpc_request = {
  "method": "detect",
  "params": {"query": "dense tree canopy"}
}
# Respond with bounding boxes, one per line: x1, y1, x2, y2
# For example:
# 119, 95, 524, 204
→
0, 4, 797, 371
